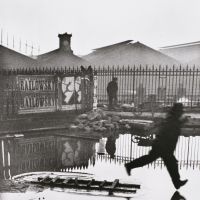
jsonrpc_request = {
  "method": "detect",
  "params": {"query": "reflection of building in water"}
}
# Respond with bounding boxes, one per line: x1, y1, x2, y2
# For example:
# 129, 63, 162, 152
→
0, 136, 58, 178
58, 138, 96, 169
0, 135, 97, 179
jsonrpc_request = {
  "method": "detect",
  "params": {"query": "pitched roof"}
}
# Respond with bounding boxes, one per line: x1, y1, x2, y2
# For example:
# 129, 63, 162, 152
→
160, 41, 200, 49
37, 48, 90, 67
83, 41, 179, 68
160, 41, 200, 64
0, 45, 38, 69
93, 40, 133, 51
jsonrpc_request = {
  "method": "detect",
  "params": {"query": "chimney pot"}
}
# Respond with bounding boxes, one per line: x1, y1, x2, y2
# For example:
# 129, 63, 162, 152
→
58, 32, 73, 53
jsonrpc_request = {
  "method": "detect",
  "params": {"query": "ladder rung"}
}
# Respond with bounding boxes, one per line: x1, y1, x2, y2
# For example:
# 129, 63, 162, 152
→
87, 179, 95, 187
109, 179, 119, 195
63, 178, 72, 185
99, 180, 106, 189
110, 179, 119, 189
51, 177, 59, 183
74, 178, 79, 186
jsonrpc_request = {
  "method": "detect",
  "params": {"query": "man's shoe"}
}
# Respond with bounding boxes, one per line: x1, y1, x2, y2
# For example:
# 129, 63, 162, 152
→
175, 179, 188, 189
124, 163, 131, 176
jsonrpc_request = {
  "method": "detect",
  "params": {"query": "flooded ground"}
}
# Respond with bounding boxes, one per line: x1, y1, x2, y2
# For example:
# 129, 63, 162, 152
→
0, 131, 200, 200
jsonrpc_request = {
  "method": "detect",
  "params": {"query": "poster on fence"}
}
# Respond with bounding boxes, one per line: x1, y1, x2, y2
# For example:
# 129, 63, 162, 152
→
17, 75, 57, 113
61, 76, 82, 110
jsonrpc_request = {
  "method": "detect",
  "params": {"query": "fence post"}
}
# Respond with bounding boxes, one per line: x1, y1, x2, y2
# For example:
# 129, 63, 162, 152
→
132, 65, 135, 103
191, 66, 195, 108
0, 73, 3, 120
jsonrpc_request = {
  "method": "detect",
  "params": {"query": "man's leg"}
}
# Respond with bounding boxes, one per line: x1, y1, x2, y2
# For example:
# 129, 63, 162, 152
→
113, 93, 117, 106
125, 149, 159, 175
162, 154, 187, 189
108, 94, 113, 108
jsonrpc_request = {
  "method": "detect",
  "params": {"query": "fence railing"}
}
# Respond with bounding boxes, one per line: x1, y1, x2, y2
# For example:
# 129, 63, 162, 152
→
0, 67, 95, 119
95, 66, 200, 111
1, 65, 200, 115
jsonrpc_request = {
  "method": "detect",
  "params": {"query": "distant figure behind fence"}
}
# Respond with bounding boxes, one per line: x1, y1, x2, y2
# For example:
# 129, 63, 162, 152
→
125, 103, 188, 189
107, 77, 118, 109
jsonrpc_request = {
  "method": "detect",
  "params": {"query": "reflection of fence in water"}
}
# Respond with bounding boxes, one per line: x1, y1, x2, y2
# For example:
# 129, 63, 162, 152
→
104, 134, 200, 168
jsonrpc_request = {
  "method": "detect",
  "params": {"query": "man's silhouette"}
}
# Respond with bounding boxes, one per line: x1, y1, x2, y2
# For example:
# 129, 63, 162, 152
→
107, 77, 118, 109
125, 103, 188, 189
105, 131, 119, 159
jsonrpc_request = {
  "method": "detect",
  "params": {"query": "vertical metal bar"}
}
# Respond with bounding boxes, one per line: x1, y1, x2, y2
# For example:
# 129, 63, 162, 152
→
184, 66, 188, 105
130, 134, 132, 161
120, 67, 123, 104
188, 66, 192, 107
191, 67, 195, 108
127, 66, 130, 103
171, 66, 175, 105
175, 67, 178, 102
165, 67, 169, 106
144, 66, 148, 107
150, 66, 154, 112
194, 67, 198, 107
132, 66, 135, 103
186, 136, 190, 168
147, 67, 151, 108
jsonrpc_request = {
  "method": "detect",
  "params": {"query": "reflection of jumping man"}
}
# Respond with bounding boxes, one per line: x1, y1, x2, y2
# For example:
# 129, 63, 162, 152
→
125, 103, 188, 189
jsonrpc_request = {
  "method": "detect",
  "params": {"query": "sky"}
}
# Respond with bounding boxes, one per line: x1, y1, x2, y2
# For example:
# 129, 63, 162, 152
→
0, 0, 200, 56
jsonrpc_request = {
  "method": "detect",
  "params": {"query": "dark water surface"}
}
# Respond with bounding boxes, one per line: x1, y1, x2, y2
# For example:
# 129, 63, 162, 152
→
0, 131, 200, 200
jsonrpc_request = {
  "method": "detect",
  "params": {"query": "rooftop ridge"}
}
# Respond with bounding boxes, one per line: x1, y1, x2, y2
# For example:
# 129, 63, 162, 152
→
160, 41, 200, 49
93, 40, 133, 51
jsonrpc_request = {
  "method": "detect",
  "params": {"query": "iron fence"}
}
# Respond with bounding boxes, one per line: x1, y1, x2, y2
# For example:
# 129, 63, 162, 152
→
0, 67, 94, 119
95, 66, 200, 111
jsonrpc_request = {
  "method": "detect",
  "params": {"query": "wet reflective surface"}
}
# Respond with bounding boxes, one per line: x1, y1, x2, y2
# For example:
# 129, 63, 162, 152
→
0, 131, 200, 199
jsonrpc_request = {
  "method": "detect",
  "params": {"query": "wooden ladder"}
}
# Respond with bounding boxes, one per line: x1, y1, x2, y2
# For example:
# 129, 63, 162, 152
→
31, 176, 141, 195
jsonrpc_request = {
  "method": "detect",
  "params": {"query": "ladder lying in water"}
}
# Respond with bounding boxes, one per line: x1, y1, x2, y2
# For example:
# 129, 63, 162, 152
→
31, 176, 140, 195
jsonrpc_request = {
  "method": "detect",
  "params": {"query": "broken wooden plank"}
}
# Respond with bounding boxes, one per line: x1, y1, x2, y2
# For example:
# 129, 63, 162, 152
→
63, 178, 72, 185
99, 180, 106, 189
50, 176, 60, 183
38, 176, 51, 184
74, 178, 79, 186
111, 179, 119, 188
109, 179, 119, 195
118, 182, 140, 189
87, 179, 95, 188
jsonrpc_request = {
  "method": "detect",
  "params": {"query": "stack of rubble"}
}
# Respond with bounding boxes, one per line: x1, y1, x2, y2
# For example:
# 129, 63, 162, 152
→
69, 109, 154, 134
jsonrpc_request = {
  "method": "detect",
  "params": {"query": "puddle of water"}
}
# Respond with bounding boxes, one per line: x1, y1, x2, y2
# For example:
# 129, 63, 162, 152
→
0, 132, 200, 199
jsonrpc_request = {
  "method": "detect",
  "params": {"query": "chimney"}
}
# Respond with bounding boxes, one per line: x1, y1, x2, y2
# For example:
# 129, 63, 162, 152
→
58, 32, 73, 53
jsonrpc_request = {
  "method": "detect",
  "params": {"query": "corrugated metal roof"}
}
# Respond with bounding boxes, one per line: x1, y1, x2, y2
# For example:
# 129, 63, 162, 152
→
83, 41, 180, 67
